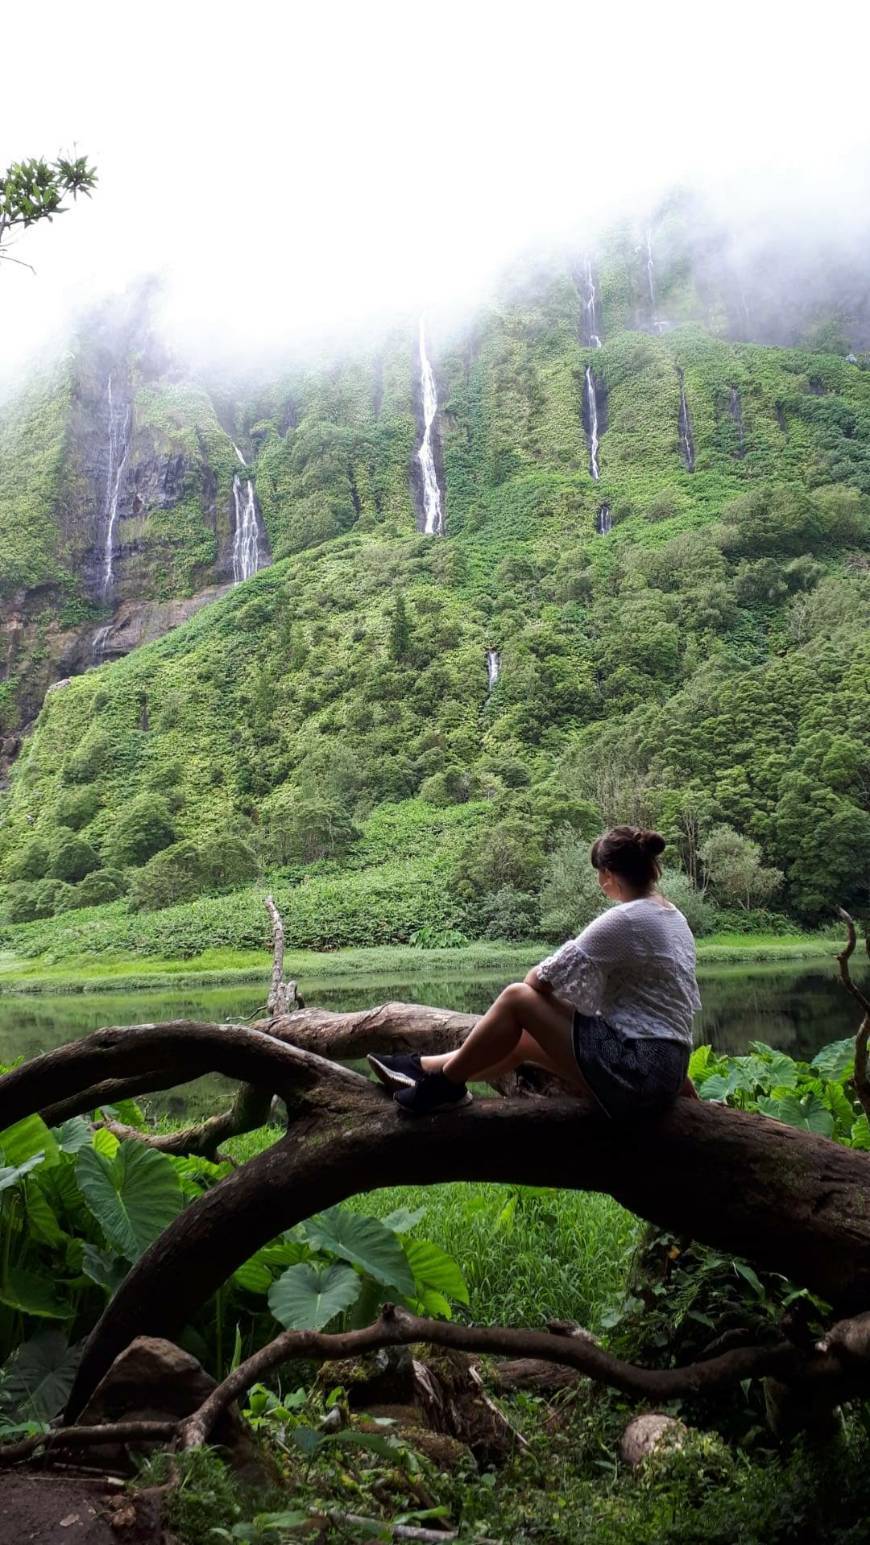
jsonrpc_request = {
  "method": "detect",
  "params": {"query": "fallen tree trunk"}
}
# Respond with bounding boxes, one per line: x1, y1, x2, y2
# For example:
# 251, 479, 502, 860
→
18, 1022, 859, 1418
1, 999, 867, 1424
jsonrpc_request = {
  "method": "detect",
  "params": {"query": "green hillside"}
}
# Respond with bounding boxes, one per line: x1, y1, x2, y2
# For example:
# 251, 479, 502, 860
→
1, 254, 869, 961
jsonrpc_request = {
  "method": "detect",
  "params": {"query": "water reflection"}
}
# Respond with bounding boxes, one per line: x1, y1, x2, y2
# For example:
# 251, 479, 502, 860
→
0, 963, 855, 1118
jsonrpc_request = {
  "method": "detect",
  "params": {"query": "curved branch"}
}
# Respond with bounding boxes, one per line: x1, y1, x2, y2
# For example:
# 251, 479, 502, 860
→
0, 1419, 174, 1466
66, 1087, 870, 1422
100, 1081, 277, 1160
177, 1304, 804, 1450
836, 910, 870, 1117
0, 1020, 369, 1133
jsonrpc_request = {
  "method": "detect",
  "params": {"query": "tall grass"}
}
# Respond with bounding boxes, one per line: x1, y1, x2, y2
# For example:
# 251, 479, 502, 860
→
350, 1181, 637, 1330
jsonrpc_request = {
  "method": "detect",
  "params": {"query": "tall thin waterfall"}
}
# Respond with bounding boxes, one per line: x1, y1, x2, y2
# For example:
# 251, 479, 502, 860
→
645, 229, 660, 334
596, 503, 612, 535
583, 367, 601, 480
100, 374, 132, 600
231, 444, 261, 583
416, 319, 444, 535
583, 259, 602, 348
678, 369, 695, 471
486, 649, 500, 692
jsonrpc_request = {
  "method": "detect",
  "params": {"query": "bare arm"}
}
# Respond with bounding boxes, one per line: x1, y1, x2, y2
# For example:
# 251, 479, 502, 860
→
524, 966, 553, 995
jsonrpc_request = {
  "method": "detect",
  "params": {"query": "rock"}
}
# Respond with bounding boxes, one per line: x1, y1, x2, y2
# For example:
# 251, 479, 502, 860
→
74, 1335, 268, 1481
619, 1413, 687, 1468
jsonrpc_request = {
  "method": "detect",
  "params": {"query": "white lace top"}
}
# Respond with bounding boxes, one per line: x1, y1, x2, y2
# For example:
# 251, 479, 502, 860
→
536, 898, 701, 1046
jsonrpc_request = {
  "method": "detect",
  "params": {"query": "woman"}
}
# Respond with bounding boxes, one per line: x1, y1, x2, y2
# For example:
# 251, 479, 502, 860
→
369, 826, 701, 1119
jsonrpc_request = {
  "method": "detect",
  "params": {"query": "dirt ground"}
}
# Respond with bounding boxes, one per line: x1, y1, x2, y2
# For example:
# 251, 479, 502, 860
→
0, 1474, 164, 1545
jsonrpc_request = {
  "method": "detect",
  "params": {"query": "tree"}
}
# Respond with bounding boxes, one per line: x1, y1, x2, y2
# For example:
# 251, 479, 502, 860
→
539, 830, 604, 940
1, 153, 96, 269
105, 795, 176, 869
699, 825, 783, 912
388, 592, 411, 661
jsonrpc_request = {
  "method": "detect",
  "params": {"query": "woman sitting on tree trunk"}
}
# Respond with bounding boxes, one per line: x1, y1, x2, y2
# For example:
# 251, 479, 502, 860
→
369, 826, 701, 1118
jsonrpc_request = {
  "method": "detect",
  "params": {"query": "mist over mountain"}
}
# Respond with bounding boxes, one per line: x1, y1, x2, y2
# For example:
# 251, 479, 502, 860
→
0, 192, 868, 956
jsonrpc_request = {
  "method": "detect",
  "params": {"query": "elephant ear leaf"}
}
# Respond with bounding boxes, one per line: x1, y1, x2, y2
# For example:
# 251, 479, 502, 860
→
76, 1141, 182, 1261
299, 1207, 415, 1297
0, 1331, 81, 1422
268, 1262, 361, 1331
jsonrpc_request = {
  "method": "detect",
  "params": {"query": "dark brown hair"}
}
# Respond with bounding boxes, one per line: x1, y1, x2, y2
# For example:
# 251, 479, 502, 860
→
590, 825, 666, 890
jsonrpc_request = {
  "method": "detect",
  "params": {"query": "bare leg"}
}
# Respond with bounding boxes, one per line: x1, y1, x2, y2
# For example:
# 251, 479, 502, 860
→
421, 983, 587, 1090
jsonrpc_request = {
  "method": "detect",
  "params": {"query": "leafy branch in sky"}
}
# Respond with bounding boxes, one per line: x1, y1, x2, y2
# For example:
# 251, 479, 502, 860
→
0, 153, 96, 270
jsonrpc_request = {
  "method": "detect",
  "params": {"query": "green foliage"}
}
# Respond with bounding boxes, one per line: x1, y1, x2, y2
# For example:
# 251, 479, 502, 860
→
48, 834, 100, 883
0, 153, 95, 249
2, 256, 870, 946
700, 824, 784, 910
105, 794, 177, 868
539, 830, 606, 940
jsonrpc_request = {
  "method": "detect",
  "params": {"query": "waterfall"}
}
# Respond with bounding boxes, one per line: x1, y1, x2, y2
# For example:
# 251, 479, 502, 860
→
416, 319, 444, 536
729, 387, 745, 457
583, 259, 602, 348
596, 503, 612, 535
231, 444, 261, 583
100, 374, 132, 600
645, 229, 660, 334
486, 649, 500, 692
91, 623, 113, 664
677, 369, 695, 471
583, 367, 601, 480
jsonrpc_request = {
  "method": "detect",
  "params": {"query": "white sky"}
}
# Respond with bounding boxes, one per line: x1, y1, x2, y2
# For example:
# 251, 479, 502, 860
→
2, 0, 870, 379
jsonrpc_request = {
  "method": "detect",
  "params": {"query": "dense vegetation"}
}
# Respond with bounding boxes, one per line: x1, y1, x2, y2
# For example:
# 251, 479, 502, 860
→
2, 1034, 870, 1540
1, 210, 869, 964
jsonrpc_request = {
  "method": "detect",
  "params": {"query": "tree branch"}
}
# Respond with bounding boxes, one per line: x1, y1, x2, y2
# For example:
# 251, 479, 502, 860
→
0, 1420, 174, 1466
175, 1304, 807, 1451
836, 909, 870, 1117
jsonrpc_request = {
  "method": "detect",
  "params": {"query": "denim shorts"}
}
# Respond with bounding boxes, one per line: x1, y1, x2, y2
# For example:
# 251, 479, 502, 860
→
572, 1012, 690, 1121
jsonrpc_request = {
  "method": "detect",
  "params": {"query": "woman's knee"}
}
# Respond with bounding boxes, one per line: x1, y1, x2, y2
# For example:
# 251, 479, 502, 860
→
499, 982, 537, 1017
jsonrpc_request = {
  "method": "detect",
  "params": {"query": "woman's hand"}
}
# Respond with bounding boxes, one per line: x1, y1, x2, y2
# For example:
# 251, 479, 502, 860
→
524, 966, 552, 996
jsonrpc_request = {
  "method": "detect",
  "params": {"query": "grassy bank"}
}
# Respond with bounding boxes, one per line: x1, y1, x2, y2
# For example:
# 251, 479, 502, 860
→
0, 930, 838, 996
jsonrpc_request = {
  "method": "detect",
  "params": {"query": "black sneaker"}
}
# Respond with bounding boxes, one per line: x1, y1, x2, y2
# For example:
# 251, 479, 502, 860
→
394, 1072, 472, 1117
367, 1052, 425, 1091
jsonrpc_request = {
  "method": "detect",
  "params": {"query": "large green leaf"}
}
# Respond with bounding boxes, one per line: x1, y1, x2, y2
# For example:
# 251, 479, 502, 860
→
403, 1238, 469, 1306
233, 1239, 306, 1296
76, 1141, 182, 1260
811, 1039, 855, 1082
0, 1267, 68, 1319
24, 1180, 67, 1247
53, 1117, 93, 1154
0, 1331, 80, 1421
268, 1262, 361, 1330
0, 1115, 59, 1168
851, 1114, 870, 1150
299, 1208, 415, 1296
758, 1092, 834, 1136
0, 1153, 45, 1194
81, 1243, 129, 1297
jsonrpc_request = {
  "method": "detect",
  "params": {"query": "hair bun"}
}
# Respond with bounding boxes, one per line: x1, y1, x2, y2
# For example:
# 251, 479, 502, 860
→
638, 829, 666, 857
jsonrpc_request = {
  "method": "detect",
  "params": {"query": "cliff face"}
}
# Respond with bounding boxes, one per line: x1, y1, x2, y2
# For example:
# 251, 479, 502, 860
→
0, 291, 263, 748
1, 215, 869, 933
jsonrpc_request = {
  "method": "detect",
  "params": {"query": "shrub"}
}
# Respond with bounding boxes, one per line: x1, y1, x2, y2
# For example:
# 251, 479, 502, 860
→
32, 883, 74, 914
55, 787, 100, 831
5, 838, 50, 881
479, 885, 540, 940
197, 830, 260, 890
65, 869, 128, 908
539, 831, 605, 941
49, 835, 101, 883
128, 842, 204, 912
265, 792, 359, 865
105, 795, 176, 868
659, 868, 717, 936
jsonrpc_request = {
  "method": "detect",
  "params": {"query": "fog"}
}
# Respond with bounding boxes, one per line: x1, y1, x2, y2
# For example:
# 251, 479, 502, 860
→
2, 0, 870, 382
